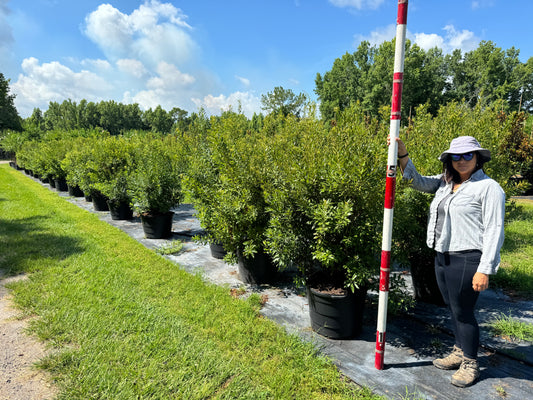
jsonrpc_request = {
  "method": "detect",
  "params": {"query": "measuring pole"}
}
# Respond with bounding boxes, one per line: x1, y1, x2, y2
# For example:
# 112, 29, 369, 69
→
375, 0, 408, 371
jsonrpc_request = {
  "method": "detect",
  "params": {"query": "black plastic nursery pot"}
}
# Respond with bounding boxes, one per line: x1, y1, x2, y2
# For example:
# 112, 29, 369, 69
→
237, 249, 277, 285
409, 253, 445, 306
107, 199, 133, 220
140, 211, 174, 239
67, 184, 84, 197
307, 285, 367, 340
54, 177, 68, 192
91, 191, 109, 212
209, 241, 227, 259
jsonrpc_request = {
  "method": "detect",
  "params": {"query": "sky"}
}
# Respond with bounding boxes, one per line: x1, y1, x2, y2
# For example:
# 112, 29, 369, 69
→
1, 0, 532, 119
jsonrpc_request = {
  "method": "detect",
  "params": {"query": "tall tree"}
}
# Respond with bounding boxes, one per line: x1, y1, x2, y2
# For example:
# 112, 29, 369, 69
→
261, 86, 308, 117
0, 73, 22, 131
315, 39, 447, 121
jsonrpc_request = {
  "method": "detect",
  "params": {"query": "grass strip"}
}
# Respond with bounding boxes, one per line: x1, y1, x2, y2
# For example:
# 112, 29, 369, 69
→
489, 312, 533, 342
0, 165, 380, 399
497, 199, 533, 297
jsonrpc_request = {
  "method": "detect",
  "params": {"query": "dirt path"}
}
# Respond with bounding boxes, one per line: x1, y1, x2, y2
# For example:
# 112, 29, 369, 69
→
0, 273, 57, 400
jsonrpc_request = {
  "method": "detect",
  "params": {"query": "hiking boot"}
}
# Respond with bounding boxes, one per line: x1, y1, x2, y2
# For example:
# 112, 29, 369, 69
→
433, 345, 463, 370
451, 358, 480, 388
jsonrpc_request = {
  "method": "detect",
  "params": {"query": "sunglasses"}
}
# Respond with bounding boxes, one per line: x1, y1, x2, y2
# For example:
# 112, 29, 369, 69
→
450, 152, 474, 162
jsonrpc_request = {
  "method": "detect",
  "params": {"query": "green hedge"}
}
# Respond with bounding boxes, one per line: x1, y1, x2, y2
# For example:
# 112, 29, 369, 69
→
5, 102, 531, 291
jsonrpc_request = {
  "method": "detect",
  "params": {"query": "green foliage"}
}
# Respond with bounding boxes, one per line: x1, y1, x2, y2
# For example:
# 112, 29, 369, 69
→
495, 199, 533, 297
155, 240, 184, 255
184, 111, 267, 262
0, 129, 40, 158
32, 99, 193, 135
263, 105, 387, 290
261, 86, 308, 117
497, 111, 533, 190
315, 39, 533, 122
128, 135, 186, 215
393, 101, 528, 272
61, 136, 103, 193
0, 72, 22, 131
489, 312, 533, 342
86, 136, 137, 203
315, 40, 448, 122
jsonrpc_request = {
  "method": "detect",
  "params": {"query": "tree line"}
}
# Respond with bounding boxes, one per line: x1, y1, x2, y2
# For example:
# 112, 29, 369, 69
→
315, 39, 533, 121
1, 39, 533, 136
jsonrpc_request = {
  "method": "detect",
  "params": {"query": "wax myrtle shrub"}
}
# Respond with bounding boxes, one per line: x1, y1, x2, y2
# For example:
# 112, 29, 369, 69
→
127, 134, 187, 216
496, 110, 533, 194
35, 135, 75, 182
61, 135, 105, 196
82, 135, 137, 206
183, 111, 269, 264
0, 129, 41, 166
15, 140, 41, 174
262, 104, 387, 292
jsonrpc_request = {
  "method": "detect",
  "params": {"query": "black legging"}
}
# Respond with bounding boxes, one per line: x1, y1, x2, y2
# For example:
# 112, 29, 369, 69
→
434, 250, 482, 360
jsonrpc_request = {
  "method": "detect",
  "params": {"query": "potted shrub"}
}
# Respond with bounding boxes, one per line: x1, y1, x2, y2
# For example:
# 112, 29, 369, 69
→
39, 138, 72, 191
184, 111, 276, 284
15, 140, 40, 177
62, 136, 104, 202
128, 135, 186, 238
0, 130, 34, 170
88, 136, 136, 219
263, 107, 386, 338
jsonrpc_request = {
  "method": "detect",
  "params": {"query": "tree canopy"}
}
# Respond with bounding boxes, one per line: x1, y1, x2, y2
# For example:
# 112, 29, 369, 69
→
315, 40, 533, 121
261, 86, 308, 117
0, 73, 22, 131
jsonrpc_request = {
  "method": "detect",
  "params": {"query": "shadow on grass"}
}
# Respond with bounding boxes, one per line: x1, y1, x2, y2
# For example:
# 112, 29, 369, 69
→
0, 215, 85, 276
501, 229, 533, 253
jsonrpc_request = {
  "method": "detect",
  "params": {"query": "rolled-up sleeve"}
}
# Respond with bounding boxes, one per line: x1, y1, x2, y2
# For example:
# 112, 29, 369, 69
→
478, 182, 506, 275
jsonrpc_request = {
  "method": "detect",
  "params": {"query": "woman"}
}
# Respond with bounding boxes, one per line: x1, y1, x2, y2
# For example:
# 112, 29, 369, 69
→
393, 135, 505, 388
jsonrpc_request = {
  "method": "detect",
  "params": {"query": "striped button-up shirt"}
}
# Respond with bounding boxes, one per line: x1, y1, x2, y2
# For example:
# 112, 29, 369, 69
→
402, 159, 505, 275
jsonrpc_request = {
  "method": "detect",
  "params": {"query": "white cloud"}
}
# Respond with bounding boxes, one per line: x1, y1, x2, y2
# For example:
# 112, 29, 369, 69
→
471, 1, 494, 10
84, 0, 196, 68
413, 33, 445, 52
329, 0, 385, 10
147, 61, 195, 89
235, 75, 250, 87
192, 92, 262, 118
355, 24, 480, 54
81, 58, 112, 72
442, 25, 479, 52
116, 59, 147, 78
10, 1, 263, 119
11, 57, 113, 116
354, 24, 396, 47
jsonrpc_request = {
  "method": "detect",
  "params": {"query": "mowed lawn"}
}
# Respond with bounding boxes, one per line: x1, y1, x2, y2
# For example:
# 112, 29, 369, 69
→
0, 164, 380, 400
497, 198, 533, 297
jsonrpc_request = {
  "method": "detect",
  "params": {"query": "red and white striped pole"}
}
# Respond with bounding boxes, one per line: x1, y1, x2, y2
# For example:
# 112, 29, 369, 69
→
375, 0, 408, 371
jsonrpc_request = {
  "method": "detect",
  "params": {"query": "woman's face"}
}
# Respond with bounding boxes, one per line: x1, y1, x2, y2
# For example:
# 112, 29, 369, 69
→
451, 152, 478, 182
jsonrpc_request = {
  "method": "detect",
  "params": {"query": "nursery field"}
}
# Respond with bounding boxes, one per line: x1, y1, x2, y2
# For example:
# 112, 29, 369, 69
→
0, 164, 380, 399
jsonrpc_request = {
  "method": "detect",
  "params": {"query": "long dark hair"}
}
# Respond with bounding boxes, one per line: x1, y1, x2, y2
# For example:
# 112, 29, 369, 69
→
443, 152, 486, 184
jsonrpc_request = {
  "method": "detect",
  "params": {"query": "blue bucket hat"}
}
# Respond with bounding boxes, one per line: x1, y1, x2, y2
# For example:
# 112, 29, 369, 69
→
439, 136, 491, 162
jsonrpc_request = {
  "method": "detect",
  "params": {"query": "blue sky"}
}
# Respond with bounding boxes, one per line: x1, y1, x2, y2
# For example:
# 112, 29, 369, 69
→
1, 0, 532, 118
